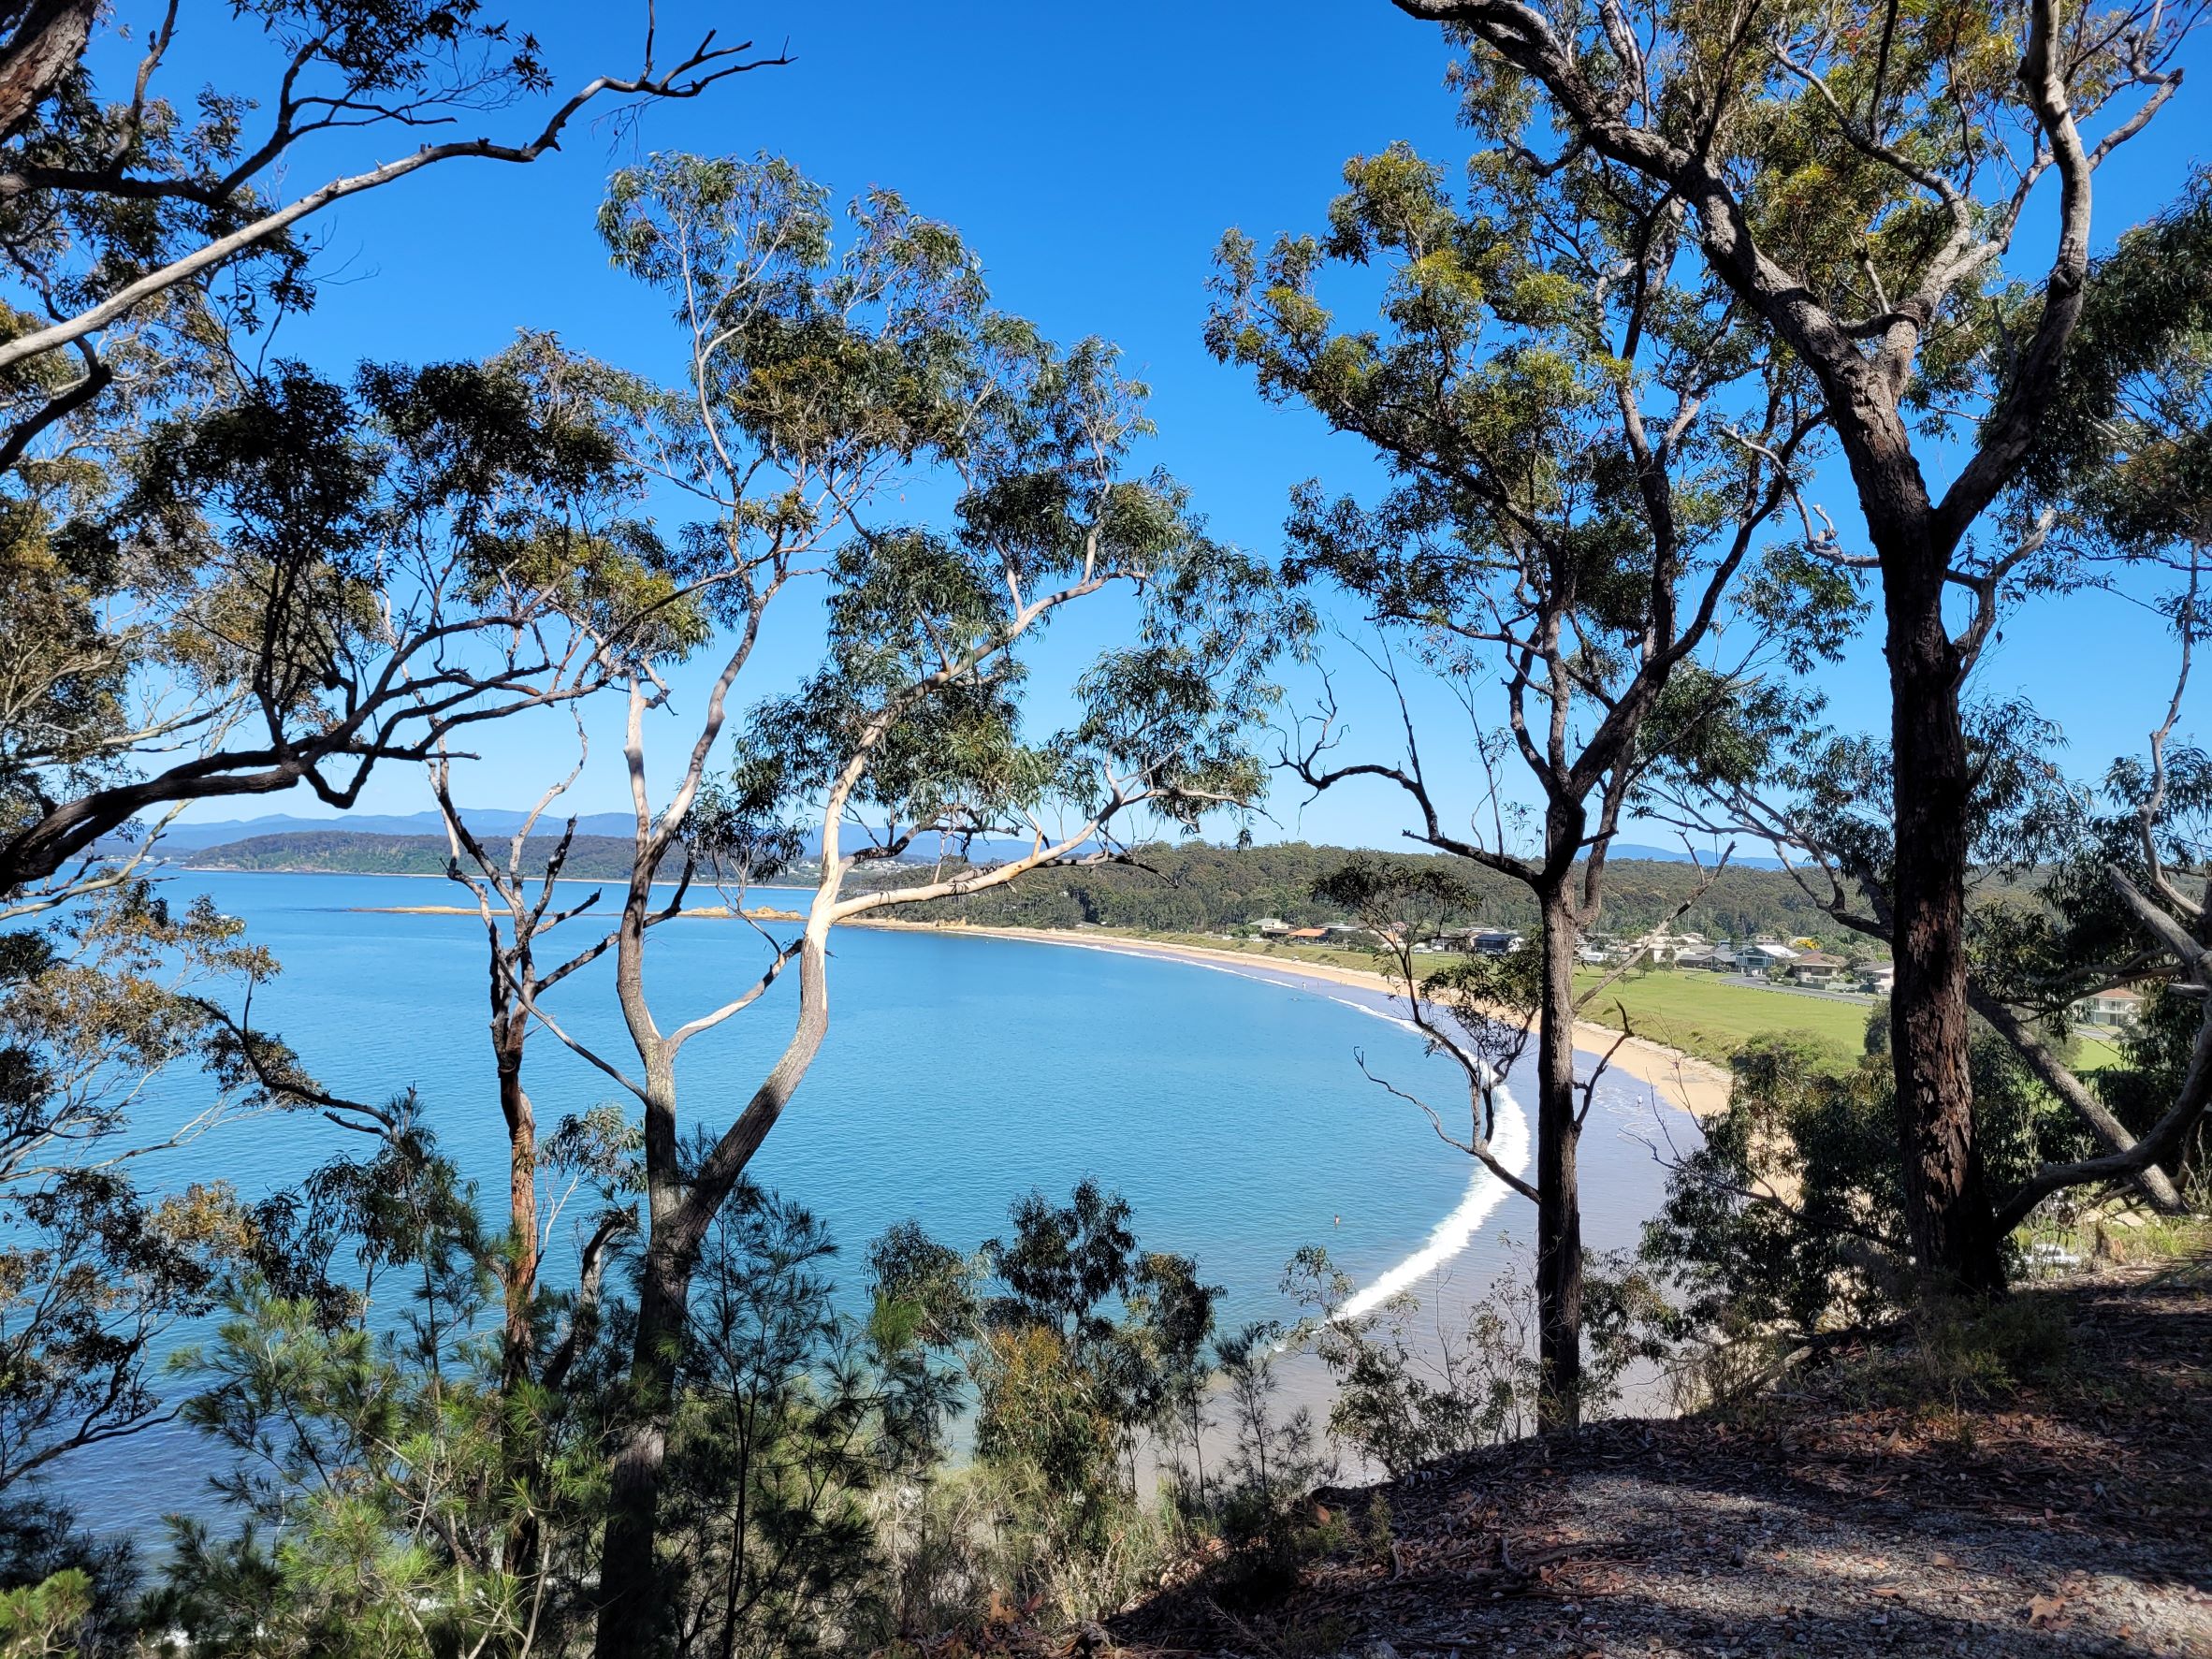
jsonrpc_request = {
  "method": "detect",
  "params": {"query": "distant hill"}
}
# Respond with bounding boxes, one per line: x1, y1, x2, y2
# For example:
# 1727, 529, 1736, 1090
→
174, 826, 1032, 879
126, 808, 640, 851
1610, 840, 1786, 871
843, 841, 1849, 943
145, 812, 1044, 864
181, 831, 645, 879
176, 831, 1841, 940
142, 812, 1778, 869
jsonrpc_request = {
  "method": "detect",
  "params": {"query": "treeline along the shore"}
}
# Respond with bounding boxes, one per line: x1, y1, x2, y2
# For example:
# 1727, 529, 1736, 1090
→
190, 831, 1862, 943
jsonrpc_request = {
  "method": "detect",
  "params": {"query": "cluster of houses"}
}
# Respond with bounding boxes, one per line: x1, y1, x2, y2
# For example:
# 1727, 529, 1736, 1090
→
1625, 930, 1894, 992
1246, 912, 2153, 1032
1250, 916, 1898, 990
1252, 918, 1532, 954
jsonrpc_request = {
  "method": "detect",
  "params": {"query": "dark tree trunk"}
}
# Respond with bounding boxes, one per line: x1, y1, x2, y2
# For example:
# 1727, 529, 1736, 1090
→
1533, 881, 1584, 1431
496, 1011, 539, 1372
0, 0, 96, 144
592, 1169, 696, 1659
491, 993, 546, 1580
1881, 527, 2007, 1293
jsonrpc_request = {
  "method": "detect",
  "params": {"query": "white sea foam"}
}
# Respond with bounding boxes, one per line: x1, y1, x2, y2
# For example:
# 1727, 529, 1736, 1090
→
1315, 996, 1533, 1320
1032, 937, 1535, 1323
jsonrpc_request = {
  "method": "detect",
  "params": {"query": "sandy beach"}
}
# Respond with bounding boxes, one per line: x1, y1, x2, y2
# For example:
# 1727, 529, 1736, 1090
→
844, 918, 1736, 1122
836, 919, 1729, 1445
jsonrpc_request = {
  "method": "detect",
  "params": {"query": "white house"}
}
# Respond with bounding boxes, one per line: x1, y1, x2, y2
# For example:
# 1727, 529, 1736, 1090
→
1635, 929, 1705, 964
2074, 986, 2146, 1030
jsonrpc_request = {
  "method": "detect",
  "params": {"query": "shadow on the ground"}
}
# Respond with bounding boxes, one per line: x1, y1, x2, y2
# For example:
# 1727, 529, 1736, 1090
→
1110, 1274, 2212, 1658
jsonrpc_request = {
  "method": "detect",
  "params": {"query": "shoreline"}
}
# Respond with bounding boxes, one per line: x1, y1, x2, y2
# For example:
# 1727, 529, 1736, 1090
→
844, 918, 1734, 1122
192, 871, 1723, 1446
334, 901, 1732, 1120
185, 858, 1724, 1119
196, 862, 1729, 1119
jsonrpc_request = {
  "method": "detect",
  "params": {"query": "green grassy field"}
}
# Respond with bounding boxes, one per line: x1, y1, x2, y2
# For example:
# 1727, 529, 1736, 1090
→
1111, 932, 1877, 1072
2069, 1030, 2130, 1073
1114, 932, 2142, 1097
1572, 968, 1871, 1070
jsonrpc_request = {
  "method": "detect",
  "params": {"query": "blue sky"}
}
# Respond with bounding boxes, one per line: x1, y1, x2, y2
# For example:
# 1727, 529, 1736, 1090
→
144, 2, 2211, 851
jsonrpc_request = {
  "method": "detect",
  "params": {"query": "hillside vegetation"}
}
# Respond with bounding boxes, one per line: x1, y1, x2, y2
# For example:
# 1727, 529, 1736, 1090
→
182, 830, 651, 880
187, 834, 1866, 940
861, 841, 1857, 943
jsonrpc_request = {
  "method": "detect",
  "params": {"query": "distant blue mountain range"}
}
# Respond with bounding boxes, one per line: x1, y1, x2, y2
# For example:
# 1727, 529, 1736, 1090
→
1610, 841, 1786, 870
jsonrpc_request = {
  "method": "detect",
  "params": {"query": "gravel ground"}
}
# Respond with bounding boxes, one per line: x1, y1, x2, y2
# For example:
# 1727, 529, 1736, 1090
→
1099, 1270, 2212, 1659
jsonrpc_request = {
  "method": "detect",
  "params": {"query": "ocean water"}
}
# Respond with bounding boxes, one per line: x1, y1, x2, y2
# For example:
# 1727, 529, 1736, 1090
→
54, 870, 1695, 1539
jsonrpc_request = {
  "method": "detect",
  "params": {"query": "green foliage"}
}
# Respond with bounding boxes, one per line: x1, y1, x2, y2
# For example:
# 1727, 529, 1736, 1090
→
1967, 728, 2212, 1189
0, 1567, 91, 1657
858, 838, 1860, 942
1843, 1296, 2076, 1412
1644, 1033, 1901, 1358
1645, 1018, 2095, 1365
152, 1128, 565, 1658
658, 1182, 949, 1659
1203, 103, 1841, 793
0, 0, 561, 460
726, 333, 1287, 851
2022, 167, 2212, 552
1282, 1244, 1662, 1474
968, 1183, 1200, 1506
0, 1498, 137, 1658
2090, 985, 2205, 1161
1189, 1318, 1335, 1608
0, 333, 680, 907
0, 881, 288, 1492
152, 1121, 971, 1659
115, 352, 665, 707
869, 1184, 1230, 1623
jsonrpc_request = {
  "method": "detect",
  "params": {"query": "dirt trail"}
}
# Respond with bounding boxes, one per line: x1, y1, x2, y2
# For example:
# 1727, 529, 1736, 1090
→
1111, 1268, 2212, 1658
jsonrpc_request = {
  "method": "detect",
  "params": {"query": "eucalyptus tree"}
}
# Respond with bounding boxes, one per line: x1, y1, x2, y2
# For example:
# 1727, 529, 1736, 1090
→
0, 341, 681, 933
1657, 175, 2212, 1234
0, 1, 781, 471
1384, 0, 2200, 1291
0, 2, 780, 920
429, 731, 639, 1395
420, 154, 1280, 1657
1210, 137, 1828, 1424
0, 346, 669, 1612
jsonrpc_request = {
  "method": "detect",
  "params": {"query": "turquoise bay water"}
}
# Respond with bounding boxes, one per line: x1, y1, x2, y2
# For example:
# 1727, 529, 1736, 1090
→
58, 870, 1694, 1538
